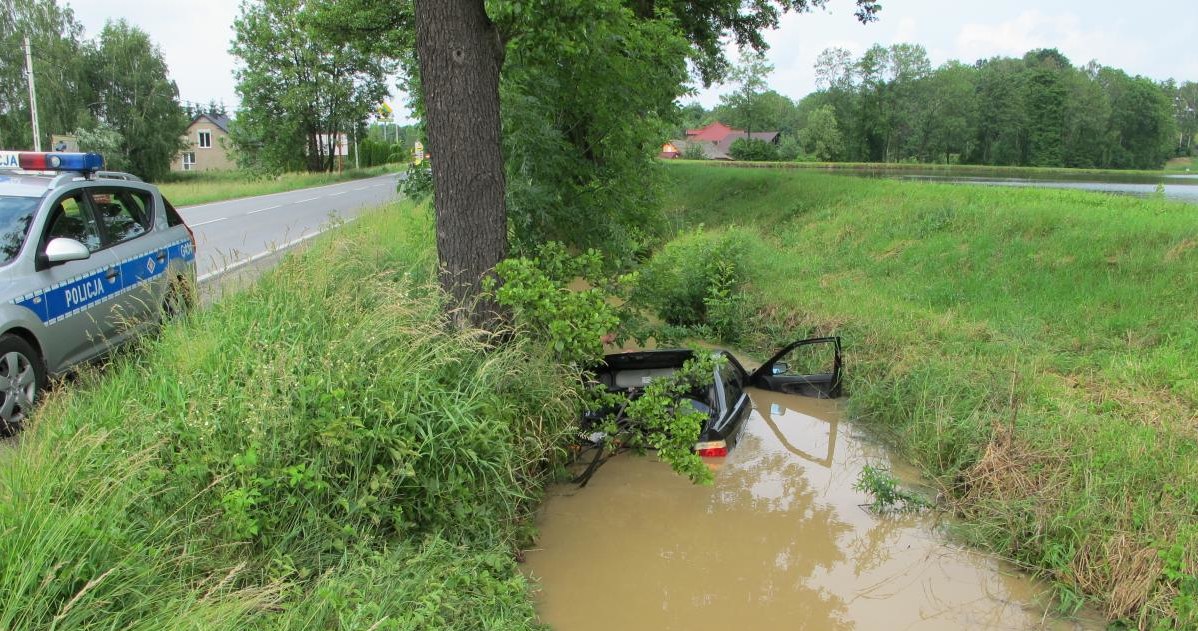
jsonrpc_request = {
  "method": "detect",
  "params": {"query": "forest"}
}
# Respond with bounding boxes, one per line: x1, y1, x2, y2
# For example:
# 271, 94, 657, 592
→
685, 45, 1196, 170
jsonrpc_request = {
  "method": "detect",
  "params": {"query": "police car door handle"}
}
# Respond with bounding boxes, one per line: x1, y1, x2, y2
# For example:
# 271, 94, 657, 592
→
105, 267, 119, 282
155, 250, 167, 263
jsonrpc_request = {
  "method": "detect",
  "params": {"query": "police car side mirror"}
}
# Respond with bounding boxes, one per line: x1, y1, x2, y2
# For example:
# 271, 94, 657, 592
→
44, 237, 91, 265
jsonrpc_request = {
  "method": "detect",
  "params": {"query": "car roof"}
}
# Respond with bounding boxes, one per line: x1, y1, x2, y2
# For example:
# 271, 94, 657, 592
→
0, 173, 55, 198
0, 171, 155, 199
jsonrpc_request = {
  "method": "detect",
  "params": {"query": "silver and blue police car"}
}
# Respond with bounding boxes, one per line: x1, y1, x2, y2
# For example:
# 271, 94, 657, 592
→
0, 151, 196, 431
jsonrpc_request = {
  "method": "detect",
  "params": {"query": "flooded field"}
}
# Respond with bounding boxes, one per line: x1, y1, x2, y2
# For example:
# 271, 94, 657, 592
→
826, 168, 1198, 204
523, 389, 1102, 630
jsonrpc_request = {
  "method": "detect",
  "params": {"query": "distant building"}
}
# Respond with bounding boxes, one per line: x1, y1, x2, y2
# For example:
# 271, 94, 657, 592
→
171, 113, 234, 172
658, 142, 681, 159
664, 121, 780, 160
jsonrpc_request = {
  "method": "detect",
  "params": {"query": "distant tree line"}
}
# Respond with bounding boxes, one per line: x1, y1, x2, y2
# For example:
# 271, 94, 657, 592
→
0, 1, 189, 180
228, 0, 394, 174
681, 44, 1194, 170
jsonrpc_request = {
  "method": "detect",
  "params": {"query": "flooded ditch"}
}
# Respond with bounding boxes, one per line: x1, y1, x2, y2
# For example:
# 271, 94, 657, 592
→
523, 388, 1103, 630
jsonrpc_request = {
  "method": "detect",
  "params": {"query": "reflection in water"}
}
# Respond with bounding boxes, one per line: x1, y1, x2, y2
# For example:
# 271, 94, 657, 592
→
524, 388, 1101, 630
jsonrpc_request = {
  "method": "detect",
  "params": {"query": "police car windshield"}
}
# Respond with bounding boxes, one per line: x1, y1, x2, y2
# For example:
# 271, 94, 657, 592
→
0, 196, 39, 267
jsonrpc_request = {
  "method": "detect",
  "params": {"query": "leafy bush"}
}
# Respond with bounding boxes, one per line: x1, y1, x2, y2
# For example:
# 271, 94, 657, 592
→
853, 465, 931, 513
633, 228, 755, 339
489, 242, 623, 367
728, 137, 780, 161
400, 161, 433, 200
680, 142, 709, 160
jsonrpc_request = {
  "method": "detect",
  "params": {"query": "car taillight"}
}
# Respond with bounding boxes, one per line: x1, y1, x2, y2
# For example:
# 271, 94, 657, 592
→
694, 440, 728, 457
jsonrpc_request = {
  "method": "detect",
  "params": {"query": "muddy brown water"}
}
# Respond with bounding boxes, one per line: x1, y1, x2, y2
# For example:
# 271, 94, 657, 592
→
523, 388, 1102, 630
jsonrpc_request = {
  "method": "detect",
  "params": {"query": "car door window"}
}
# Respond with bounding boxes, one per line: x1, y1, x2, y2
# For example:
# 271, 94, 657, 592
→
749, 337, 843, 399
44, 192, 102, 253
89, 188, 151, 245
0, 196, 39, 265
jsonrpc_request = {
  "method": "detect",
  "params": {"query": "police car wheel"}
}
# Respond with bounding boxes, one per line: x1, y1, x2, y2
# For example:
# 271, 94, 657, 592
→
0, 334, 45, 434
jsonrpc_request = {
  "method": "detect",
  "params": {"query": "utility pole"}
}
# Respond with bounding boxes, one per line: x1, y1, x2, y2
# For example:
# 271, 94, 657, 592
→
24, 37, 42, 151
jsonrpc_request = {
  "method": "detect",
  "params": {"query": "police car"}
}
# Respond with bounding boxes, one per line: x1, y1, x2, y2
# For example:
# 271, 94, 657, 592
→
0, 151, 196, 432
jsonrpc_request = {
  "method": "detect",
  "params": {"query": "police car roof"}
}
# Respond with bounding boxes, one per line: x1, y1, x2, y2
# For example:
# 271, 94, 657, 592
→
0, 172, 58, 198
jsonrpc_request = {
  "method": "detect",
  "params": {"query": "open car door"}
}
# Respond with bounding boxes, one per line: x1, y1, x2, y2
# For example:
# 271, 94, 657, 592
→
748, 337, 842, 399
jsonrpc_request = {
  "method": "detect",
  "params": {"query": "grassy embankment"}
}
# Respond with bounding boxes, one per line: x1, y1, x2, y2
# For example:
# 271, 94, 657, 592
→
0, 202, 575, 629
659, 163, 1198, 627
157, 164, 400, 207
669, 158, 1186, 179
1165, 156, 1196, 172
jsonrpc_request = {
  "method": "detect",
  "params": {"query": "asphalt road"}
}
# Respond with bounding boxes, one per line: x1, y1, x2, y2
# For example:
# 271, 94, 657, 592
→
178, 173, 401, 283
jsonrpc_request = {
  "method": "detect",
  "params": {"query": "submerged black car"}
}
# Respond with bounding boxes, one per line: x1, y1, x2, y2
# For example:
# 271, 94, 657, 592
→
586, 337, 842, 457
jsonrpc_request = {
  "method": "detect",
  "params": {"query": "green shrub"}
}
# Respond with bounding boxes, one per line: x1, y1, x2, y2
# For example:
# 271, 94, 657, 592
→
728, 138, 780, 161
633, 228, 755, 338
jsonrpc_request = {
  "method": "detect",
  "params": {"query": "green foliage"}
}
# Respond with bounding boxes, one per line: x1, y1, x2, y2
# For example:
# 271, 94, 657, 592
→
0, 203, 574, 628
718, 51, 774, 134
728, 138, 780, 161
853, 465, 931, 513
498, 0, 687, 261
0, 6, 186, 179
269, 539, 542, 630
230, 0, 394, 173
727, 139, 775, 162
590, 353, 722, 484
488, 243, 622, 367
680, 142, 709, 160
0, 0, 92, 151
85, 20, 189, 180
808, 43, 1184, 169
1159, 533, 1198, 628
354, 138, 404, 168
633, 227, 752, 333
797, 104, 843, 161
398, 161, 432, 200
73, 122, 128, 171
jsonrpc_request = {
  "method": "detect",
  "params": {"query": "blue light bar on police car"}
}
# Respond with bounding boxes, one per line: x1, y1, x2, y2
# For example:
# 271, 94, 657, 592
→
0, 151, 104, 172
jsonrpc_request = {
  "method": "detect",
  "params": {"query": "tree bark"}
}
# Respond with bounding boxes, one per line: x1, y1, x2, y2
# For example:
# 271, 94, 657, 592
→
413, 0, 508, 330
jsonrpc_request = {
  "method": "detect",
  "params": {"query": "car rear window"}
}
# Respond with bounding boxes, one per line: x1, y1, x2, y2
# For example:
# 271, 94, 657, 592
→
0, 196, 40, 266
163, 198, 184, 227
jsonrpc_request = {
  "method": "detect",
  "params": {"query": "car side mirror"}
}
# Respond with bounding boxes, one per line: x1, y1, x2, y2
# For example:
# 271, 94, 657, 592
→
44, 237, 91, 265
771, 362, 789, 376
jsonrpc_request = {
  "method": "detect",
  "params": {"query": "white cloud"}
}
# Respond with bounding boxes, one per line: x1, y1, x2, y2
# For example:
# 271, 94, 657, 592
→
954, 10, 1124, 67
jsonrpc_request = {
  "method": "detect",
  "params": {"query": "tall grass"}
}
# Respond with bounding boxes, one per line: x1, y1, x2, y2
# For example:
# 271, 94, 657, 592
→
157, 165, 399, 207
659, 162, 1198, 628
0, 201, 574, 629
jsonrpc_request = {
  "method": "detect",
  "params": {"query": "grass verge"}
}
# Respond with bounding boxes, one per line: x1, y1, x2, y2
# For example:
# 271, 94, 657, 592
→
0, 200, 575, 629
657, 162, 1198, 628
157, 165, 400, 207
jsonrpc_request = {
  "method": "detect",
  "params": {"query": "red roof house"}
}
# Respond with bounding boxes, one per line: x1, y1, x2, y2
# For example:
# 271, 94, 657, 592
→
667, 121, 780, 160
685, 121, 737, 142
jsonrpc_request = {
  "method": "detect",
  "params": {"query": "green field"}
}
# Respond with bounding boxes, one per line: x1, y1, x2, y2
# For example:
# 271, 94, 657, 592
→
0, 202, 573, 629
656, 163, 1198, 626
1165, 156, 1196, 172
156, 165, 400, 207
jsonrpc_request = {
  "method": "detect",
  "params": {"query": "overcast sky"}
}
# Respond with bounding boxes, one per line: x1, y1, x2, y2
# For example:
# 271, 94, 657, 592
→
68, 0, 1198, 122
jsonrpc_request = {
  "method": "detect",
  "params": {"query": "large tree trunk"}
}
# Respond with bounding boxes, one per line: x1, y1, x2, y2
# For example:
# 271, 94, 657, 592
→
413, 0, 507, 329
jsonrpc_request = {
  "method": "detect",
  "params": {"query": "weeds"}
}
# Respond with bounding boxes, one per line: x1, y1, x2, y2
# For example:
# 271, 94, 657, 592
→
0, 200, 572, 629
853, 465, 931, 513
